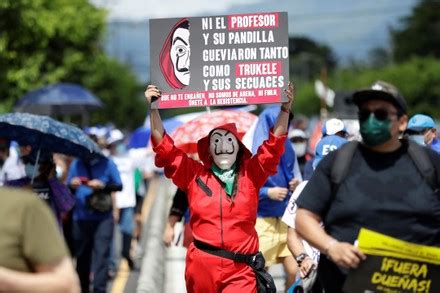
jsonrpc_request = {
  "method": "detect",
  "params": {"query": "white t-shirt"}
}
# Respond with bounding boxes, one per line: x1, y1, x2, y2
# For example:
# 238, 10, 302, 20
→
112, 155, 136, 209
281, 180, 320, 263
0, 147, 26, 186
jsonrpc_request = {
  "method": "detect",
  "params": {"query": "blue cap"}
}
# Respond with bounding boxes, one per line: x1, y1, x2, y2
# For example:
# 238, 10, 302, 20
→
313, 135, 348, 169
407, 114, 435, 132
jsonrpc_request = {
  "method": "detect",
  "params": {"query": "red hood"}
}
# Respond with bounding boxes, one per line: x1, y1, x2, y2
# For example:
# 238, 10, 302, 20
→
197, 123, 252, 169
159, 18, 188, 89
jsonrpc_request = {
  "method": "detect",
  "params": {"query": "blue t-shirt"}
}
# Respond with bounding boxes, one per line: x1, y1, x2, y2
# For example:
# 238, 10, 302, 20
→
431, 138, 440, 154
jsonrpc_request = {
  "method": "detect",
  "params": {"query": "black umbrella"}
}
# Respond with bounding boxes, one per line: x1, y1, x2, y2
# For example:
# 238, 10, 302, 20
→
14, 83, 103, 116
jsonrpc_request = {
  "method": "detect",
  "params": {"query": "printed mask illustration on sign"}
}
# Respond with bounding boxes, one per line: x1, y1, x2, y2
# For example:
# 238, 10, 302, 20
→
160, 18, 190, 89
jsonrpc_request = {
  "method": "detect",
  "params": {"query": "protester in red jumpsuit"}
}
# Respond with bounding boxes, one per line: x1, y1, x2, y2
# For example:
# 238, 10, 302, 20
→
145, 83, 294, 293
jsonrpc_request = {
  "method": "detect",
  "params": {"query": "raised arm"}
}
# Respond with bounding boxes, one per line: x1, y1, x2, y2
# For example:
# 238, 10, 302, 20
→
273, 81, 294, 136
144, 85, 165, 145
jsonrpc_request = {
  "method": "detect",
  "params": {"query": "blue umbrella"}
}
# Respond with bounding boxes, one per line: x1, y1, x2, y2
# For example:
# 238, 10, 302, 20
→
0, 113, 103, 160
13, 83, 103, 116
127, 117, 184, 149
127, 127, 151, 149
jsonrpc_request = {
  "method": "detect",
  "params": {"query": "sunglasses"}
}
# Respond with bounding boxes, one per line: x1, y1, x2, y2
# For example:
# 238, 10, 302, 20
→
358, 108, 398, 122
290, 137, 307, 143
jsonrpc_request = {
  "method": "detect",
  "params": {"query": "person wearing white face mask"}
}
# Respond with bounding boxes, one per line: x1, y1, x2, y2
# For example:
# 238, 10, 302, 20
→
406, 114, 440, 154
289, 129, 311, 179
145, 82, 294, 293
106, 129, 137, 271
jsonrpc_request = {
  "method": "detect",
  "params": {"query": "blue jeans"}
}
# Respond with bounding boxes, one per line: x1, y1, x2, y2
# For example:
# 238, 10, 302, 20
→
109, 207, 135, 270
119, 207, 134, 235
73, 217, 114, 293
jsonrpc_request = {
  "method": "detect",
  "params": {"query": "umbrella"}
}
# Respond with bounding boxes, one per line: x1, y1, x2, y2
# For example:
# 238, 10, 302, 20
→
127, 127, 151, 149
13, 83, 103, 116
170, 110, 258, 153
0, 113, 103, 160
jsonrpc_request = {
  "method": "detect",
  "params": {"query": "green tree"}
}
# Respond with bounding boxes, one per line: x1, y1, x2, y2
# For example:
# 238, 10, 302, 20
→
0, 0, 144, 129
368, 47, 392, 68
331, 57, 440, 118
392, 0, 440, 62
293, 57, 440, 118
289, 36, 337, 81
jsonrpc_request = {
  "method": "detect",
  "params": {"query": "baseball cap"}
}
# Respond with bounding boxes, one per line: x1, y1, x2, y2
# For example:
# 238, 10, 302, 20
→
107, 129, 124, 145
288, 129, 308, 140
407, 114, 436, 132
352, 80, 407, 114
313, 135, 348, 169
322, 119, 347, 136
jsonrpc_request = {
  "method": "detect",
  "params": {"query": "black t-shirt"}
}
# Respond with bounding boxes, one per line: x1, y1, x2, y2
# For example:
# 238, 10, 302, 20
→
297, 140, 440, 246
32, 181, 52, 206
169, 188, 188, 220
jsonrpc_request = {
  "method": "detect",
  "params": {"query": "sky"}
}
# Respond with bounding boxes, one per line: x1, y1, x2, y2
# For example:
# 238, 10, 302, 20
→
94, 0, 419, 81
92, 0, 262, 21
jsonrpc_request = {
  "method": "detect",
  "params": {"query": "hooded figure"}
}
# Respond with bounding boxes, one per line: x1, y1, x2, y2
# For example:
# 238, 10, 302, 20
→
160, 18, 190, 89
153, 123, 286, 292
146, 82, 293, 293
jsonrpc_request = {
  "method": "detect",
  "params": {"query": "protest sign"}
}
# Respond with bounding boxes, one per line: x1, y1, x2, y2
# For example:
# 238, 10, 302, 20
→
343, 228, 440, 293
149, 12, 289, 109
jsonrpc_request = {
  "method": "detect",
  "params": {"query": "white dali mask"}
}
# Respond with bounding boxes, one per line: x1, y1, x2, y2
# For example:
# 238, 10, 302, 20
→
209, 129, 239, 170
171, 27, 190, 86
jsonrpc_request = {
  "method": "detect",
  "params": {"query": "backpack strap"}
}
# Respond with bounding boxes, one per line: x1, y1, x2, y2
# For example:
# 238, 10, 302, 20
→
331, 141, 359, 189
407, 139, 438, 191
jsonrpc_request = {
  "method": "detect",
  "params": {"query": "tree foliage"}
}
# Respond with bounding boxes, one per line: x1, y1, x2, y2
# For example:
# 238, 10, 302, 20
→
295, 58, 440, 118
331, 57, 440, 118
392, 0, 440, 62
289, 36, 337, 81
0, 0, 144, 129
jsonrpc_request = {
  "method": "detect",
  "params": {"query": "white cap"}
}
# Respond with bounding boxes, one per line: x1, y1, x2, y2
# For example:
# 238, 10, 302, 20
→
107, 129, 124, 145
288, 129, 308, 140
322, 119, 347, 136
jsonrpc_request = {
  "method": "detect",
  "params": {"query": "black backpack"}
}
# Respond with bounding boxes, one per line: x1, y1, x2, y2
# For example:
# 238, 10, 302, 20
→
330, 139, 439, 192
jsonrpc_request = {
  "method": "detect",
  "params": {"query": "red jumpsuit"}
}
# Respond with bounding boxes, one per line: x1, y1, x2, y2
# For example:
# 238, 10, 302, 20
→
153, 123, 286, 292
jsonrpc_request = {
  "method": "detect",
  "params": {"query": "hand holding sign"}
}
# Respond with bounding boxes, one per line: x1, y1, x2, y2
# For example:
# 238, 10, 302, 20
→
281, 81, 294, 113
326, 240, 366, 269
144, 84, 166, 145
144, 84, 162, 105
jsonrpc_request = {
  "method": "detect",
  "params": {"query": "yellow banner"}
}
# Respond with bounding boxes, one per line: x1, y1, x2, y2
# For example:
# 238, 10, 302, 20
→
357, 228, 440, 265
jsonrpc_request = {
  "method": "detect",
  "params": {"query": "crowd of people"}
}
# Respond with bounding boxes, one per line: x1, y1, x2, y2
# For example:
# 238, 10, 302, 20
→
0, 125, 155, 292
151, 80, 440, 292
1, 79, 439, 292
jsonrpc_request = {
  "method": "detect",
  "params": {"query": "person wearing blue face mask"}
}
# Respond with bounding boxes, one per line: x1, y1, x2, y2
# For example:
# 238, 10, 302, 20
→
67, 133, 123, 293
406, 114, 440, 154
295, 80, 440, 292
106, 129, 137, 272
